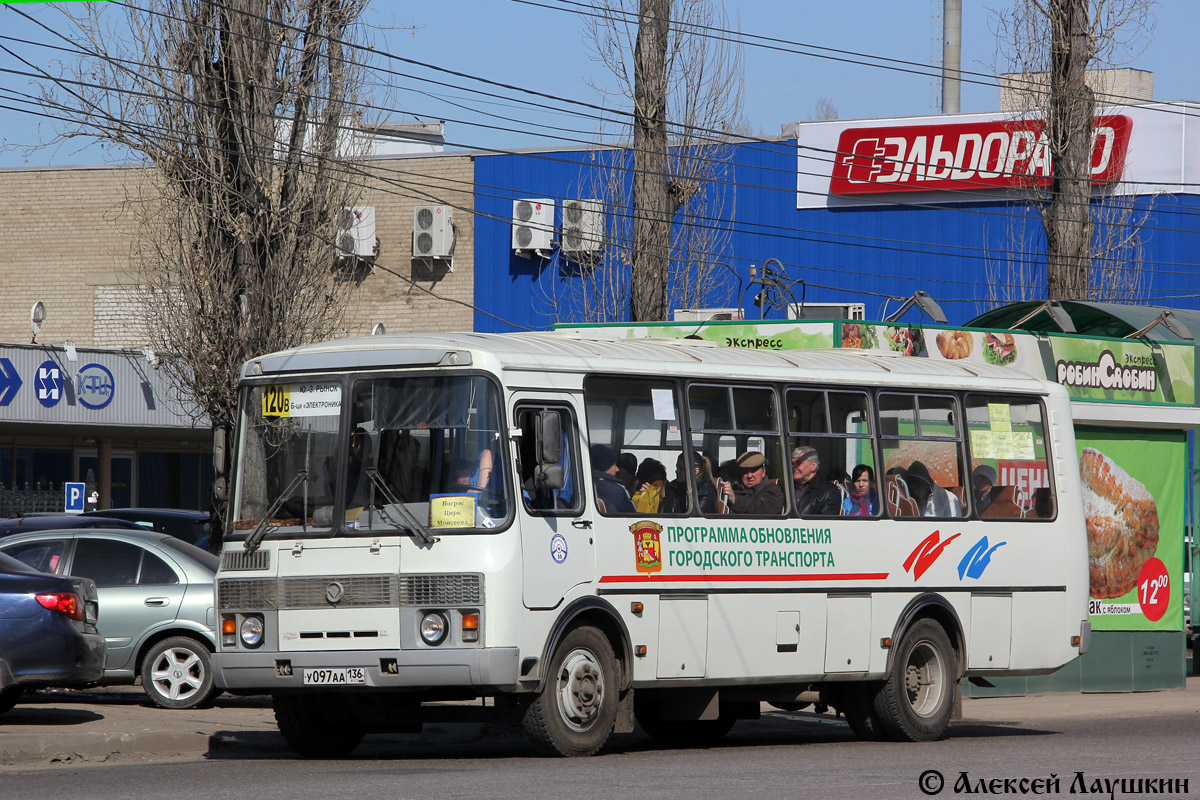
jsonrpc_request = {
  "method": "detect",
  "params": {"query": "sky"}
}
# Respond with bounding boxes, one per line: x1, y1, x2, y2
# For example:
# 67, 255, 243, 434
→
0, 0, 1195, 168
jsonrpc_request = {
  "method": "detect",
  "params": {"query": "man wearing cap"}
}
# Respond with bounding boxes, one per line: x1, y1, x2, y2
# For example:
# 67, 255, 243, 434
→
723, 451, 785, 515
791, 446, 841, 517
590, 444, 634, 513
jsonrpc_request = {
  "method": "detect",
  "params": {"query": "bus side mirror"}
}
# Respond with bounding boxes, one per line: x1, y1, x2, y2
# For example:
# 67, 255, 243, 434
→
535, 464, 564, 491
536, 411, 561, 464
213, 428, 227, 477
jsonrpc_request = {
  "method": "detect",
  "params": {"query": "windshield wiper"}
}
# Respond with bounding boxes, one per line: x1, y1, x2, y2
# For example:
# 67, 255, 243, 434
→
243, 470, 310, 553
365, 468, 438, 546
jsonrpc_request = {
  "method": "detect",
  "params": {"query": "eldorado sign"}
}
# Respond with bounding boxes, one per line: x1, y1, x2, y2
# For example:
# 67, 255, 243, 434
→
828, 115, 1132, 195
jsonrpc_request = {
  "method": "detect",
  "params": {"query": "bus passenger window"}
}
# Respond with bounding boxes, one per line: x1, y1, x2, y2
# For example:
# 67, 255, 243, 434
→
689, 383, 785, 518
879, 393, 964, 519
964, 394, 1055, 520
584, 377, 687, 516
785, 389, 877, 518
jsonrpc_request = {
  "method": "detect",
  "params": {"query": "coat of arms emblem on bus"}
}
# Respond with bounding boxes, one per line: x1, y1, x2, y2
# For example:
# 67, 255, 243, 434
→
631, 520, 664, 575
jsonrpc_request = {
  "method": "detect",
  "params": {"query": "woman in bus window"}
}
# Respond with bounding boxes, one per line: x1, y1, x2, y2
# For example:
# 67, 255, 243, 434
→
843, 464, 878, 517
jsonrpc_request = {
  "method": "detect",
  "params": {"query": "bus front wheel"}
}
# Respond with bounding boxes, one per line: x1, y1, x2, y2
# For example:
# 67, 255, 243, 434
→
273, 693, 366, 758
523, 626, 618, 756
873, 619, 955, 742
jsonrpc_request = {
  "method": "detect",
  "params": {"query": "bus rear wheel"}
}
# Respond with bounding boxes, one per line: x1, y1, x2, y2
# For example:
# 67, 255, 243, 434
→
523, 626, 618, 757
873, 619, 955, 742
273, 693, 366, 758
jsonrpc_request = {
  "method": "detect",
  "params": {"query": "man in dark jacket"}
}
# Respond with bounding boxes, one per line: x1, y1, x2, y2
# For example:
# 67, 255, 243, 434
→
723, 451, 785, 515
590, 444, 634, 513
791, 446, 841, 517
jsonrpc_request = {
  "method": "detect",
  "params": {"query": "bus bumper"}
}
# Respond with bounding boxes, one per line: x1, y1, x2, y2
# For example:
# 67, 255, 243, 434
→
213, 647, 520, 691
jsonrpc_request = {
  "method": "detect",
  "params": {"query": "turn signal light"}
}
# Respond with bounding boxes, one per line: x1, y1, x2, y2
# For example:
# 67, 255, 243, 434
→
461, 612, 479, 642
630, 602, 644, 614
1070, 635, 1081, 647
222, 617, 237, 635
635, 645, 647, 657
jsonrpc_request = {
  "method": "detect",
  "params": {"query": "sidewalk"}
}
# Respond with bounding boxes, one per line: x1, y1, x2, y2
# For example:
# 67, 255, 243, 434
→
2, 679, 1198, 768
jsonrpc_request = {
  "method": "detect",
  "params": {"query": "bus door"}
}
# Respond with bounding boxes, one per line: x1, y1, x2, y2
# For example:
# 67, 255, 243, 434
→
510, 396, 594, 609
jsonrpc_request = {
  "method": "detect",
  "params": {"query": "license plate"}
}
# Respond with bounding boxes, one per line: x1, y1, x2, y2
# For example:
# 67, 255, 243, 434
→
302, 667, 366, 685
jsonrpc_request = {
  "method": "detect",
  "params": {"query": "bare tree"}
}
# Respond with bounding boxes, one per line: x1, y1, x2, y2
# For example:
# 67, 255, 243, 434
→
36, 0, 373, 543
806, 96, 839, 122
982, 192, 1149, 312
552, 0, 743, 323
993, 0, 1155, 301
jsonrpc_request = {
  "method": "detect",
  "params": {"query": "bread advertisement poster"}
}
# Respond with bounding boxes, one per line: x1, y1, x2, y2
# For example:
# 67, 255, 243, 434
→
1077, 430, 1185, 632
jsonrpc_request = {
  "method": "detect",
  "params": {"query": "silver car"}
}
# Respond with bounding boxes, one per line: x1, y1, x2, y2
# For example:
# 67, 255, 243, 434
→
0, 528, 218, 709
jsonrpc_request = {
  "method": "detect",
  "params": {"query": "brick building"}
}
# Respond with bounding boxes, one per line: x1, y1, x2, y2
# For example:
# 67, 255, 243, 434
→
0, 142, 478, 513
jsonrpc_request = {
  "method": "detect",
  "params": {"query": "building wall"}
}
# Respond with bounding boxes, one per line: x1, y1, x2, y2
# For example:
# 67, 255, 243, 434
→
472, 119, 1200, 332
0, 152, 477, 349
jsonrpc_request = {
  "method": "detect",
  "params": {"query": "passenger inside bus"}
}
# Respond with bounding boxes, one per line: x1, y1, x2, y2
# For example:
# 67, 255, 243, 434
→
906, 461, 962, 518
722, 451, 785, 515
631, 458, 672, 514
790, 445, 841, 517
843, 463, 879, 516
590, 444, 634, 514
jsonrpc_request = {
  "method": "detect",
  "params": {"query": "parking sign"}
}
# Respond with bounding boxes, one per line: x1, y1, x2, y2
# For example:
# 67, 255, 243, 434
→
64, 482, 86, 514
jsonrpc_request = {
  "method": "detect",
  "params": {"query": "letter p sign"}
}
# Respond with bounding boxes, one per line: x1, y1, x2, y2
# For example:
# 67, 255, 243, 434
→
65, 482, 86, 514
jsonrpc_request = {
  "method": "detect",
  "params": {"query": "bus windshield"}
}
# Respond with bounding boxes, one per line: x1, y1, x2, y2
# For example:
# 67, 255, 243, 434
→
233, 374, 510, 537
234, 381, 344, 534
347, 374, 509, 533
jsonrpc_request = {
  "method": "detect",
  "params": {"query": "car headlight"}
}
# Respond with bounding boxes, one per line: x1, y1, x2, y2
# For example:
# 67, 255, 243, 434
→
240, 615, 264, 648
419, 612, 448, 646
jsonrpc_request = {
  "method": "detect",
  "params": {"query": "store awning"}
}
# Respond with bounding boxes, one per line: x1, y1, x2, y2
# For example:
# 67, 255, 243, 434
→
967, 301, 1200, 342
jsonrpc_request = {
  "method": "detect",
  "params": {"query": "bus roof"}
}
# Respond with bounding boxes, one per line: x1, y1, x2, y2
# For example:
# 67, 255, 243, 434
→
244, 331, 1054, 393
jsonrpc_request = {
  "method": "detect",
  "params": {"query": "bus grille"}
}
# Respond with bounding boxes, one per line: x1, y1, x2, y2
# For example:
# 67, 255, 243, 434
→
398, 574, 483, 606
219, 574, 480, 609
279, 575, 398, 608
217, 578, 278, 609
221, 550, 271, 571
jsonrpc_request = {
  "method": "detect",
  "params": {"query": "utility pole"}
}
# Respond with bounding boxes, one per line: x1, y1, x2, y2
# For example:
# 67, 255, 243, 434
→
1044, 0, 1094, 299
630, 0, 671, 321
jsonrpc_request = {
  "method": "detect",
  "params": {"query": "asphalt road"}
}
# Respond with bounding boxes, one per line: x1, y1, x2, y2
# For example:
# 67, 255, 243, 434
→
2, 684, 1198, 800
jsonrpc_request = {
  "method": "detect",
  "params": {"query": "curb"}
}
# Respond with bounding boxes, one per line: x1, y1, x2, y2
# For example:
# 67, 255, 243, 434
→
0, 729, 213, 766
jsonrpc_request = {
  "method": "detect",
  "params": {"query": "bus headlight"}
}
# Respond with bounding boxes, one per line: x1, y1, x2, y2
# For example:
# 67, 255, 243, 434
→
240, 615, 264, 648
420, 612, 448, 646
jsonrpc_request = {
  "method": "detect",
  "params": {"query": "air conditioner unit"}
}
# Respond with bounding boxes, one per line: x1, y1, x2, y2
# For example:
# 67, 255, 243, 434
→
512, 199, 555, 252
336, 206, 376, 258
672, 307, 745, 323
412, 205, 454, 259
787, 302, 866, 320
561, 198, 603, 254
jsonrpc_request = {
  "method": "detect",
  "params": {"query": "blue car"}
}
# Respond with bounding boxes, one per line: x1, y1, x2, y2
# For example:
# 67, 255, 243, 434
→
0, 551, 106, 715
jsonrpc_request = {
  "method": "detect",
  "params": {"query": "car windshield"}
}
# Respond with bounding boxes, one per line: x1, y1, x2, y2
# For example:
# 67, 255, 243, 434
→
233, 380, 343, 535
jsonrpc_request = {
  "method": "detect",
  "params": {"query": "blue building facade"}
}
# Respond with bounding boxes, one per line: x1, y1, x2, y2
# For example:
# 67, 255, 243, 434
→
473, 103, 1200, 332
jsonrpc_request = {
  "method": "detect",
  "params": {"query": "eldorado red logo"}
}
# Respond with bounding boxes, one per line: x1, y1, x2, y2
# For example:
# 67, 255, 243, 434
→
829, 115, 1131, 195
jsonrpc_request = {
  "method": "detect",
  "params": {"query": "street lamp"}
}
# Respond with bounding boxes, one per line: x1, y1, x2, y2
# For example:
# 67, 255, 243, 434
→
883, 291, 947, 324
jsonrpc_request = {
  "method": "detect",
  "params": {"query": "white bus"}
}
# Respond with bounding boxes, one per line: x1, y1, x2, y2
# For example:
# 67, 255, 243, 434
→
211, 332, 1090, 757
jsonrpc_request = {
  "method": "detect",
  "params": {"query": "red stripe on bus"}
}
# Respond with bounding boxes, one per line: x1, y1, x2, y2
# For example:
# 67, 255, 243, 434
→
598, 573, 890, 583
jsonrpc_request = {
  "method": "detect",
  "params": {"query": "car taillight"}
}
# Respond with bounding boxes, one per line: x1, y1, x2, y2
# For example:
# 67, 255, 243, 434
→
36, 592, 83, 621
